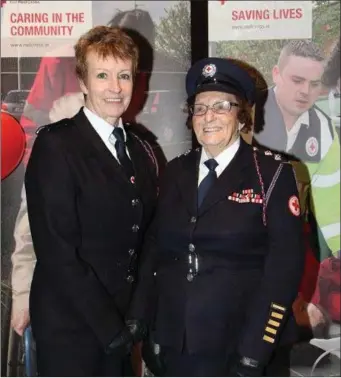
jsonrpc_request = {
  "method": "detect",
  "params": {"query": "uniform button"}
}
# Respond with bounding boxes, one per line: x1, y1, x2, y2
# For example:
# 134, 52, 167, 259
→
132, 225, 139, 232
128, 249, 135, 256
188, 243, 195, 252
131, 199, 140, 207
187, 273, 194, 282
126, 275, 135, 283
154, 343, 161, 355
190, 216, 196, 223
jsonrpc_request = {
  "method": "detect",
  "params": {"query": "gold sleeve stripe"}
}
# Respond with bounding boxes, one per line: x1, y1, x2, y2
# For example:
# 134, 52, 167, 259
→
263, 335, 275, 343
271, 311, 284, 320
271, 303, 286, 312
268, 319, 280, 328
265, 326, 277, 335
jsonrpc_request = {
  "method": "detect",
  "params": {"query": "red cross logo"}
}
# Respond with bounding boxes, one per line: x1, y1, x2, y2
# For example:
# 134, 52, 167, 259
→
306, 137, 318, 157
288, 196, 300, 216
202, 63, 216, 77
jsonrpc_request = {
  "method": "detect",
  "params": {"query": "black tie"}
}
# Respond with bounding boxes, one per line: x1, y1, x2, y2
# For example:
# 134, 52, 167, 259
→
112, 127, 135, 179
197, 159, 218, 208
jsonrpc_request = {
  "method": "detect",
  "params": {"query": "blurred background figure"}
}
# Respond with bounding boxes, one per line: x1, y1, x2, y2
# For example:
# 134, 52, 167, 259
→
252, 40, 340, 374
322, 36, 340, 141
306, 36, 340, 347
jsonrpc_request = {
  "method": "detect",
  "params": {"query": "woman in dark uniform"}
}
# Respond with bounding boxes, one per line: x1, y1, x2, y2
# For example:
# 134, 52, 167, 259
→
129, 57, 305, 376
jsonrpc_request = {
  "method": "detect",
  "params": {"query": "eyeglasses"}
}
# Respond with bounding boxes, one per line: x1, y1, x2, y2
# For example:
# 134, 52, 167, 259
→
189, 100, 239, 116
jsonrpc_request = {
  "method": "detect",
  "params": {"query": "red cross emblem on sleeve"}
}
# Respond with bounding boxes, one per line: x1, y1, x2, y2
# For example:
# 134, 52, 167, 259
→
288, 195, 300, 216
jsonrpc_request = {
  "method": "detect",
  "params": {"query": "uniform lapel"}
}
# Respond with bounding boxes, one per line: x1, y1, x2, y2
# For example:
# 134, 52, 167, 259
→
72, 108, 135, 194
198, 139, 251, 216
176, 148, 201, 216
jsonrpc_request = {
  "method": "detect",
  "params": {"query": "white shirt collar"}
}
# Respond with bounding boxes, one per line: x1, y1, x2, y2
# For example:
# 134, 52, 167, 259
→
83, 106, 126, 142
285, 111, 309, 151
199, 137, 240, 178
292, 111, 309, 129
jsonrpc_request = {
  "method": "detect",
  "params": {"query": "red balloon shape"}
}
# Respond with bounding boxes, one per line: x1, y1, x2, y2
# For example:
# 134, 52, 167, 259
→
1, 111, 26, 180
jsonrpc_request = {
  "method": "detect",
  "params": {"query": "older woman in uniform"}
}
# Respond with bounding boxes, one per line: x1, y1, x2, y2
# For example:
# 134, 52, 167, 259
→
129, 58, 305, 376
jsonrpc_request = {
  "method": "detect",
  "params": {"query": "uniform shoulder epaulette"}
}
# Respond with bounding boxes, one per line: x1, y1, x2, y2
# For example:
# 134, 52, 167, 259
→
252, 146, 289, 163
176, 147, 199, 159
35, 118, 74, 135
36, 124, 50, 134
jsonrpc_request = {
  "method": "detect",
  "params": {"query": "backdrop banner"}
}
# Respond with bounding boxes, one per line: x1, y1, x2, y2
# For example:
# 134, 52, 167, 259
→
1, 2, 191, 376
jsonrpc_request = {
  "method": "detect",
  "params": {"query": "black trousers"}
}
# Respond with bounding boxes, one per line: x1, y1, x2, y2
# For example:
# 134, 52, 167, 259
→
162, 347, 232, 377
35, 335, 134, 377
160, 345, 293, 377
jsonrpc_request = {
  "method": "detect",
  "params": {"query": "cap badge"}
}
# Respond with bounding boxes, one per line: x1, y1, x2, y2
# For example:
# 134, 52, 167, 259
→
202, 63, 216, 78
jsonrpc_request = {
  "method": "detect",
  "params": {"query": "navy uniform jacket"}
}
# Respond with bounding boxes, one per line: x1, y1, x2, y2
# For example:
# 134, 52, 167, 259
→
25, 109, 158, 350
129, 138, 305, 366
